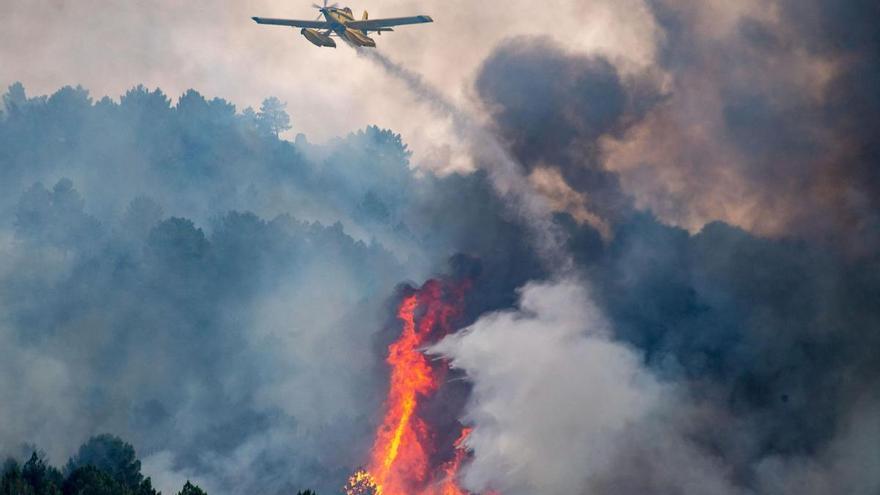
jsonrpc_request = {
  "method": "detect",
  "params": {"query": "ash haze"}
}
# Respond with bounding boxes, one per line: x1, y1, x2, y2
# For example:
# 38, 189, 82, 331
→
1, 0, 879, 495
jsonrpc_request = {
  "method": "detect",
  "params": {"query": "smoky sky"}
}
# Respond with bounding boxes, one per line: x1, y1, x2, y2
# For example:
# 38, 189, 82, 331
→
447, 0, 880, 492
2, 0, 880, 494
0, 84, 543, 494
600, 0, 880, 250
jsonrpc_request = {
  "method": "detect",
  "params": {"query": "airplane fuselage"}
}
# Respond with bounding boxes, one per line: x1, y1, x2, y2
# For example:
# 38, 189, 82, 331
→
321, 7, 375, 47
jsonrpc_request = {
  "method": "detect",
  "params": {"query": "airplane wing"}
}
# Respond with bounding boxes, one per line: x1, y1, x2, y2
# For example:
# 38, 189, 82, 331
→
252, 17, 331, 29
346, 15, 434, 31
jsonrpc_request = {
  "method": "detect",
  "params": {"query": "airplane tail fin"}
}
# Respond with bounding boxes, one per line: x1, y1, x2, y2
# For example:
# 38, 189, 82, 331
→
362, 10, 368, 20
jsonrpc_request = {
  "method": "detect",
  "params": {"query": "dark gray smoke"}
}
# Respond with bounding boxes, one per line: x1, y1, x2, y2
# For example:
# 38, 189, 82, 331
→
357, 48, 573, 271
616, 0, 880, 251
426, 2, 880, 493
474, 38, 661, 223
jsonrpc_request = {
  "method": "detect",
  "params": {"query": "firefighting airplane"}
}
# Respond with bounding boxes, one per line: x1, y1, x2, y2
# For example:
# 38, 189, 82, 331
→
252, 0, 433, 48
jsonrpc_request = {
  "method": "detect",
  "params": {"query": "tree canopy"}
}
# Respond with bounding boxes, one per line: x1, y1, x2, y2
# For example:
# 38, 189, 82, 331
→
0, 82, 542, 495
2, 436, 316, 495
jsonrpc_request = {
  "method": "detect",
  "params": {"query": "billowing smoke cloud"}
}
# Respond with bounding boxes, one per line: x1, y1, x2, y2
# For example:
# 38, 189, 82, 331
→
474, 38, 662, 227
433, 280, 652, 494
432, 217, 880, 493
429, 3, 880, 491
433, 280, 744, 495
601, 0, 880, 251
357, 48, 572, 270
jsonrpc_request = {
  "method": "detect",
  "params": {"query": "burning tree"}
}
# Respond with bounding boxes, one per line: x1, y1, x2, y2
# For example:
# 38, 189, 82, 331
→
345, 279, 478, 495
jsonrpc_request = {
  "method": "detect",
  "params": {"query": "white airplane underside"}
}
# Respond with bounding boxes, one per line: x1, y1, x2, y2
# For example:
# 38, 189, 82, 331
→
252, 1, 433, 48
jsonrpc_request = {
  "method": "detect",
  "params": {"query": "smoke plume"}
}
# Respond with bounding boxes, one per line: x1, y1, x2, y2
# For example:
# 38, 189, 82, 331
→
357, 48, 572, 271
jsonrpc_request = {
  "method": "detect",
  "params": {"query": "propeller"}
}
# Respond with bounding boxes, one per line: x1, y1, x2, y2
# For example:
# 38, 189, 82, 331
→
311, 0, 339, 11
311, 0, 338, 20
309, 0, 339, 35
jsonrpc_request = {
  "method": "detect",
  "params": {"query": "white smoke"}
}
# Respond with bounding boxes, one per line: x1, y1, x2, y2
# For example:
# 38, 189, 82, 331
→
432, 280, 743, 495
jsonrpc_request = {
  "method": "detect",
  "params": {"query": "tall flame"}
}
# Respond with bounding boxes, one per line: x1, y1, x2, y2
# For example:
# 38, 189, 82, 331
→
345, 279, 475, 495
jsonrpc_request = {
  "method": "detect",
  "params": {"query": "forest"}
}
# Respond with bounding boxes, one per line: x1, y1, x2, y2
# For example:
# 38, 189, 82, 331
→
2, 75, 878, 494
1, 434, 319, 495
0, 82, 534, 494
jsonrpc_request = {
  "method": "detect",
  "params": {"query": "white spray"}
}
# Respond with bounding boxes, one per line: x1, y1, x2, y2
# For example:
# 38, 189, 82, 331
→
357, 48, 573, 272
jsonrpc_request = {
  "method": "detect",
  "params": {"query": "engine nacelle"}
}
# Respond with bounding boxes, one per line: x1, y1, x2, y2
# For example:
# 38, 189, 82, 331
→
301, 28, 336, 48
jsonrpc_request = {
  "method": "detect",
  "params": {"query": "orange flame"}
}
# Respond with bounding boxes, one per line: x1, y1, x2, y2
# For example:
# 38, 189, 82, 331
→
437, 428, 472, 495
345, 279, 479, 495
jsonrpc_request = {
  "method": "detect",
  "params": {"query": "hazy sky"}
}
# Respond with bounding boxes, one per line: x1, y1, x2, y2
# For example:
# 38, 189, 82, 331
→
1, 0, 657, 170
4, 0, 875, 246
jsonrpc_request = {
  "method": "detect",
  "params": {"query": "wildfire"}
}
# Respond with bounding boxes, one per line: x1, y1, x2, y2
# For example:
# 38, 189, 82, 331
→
345, 279, 475, 495
436, 428, 473, 495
